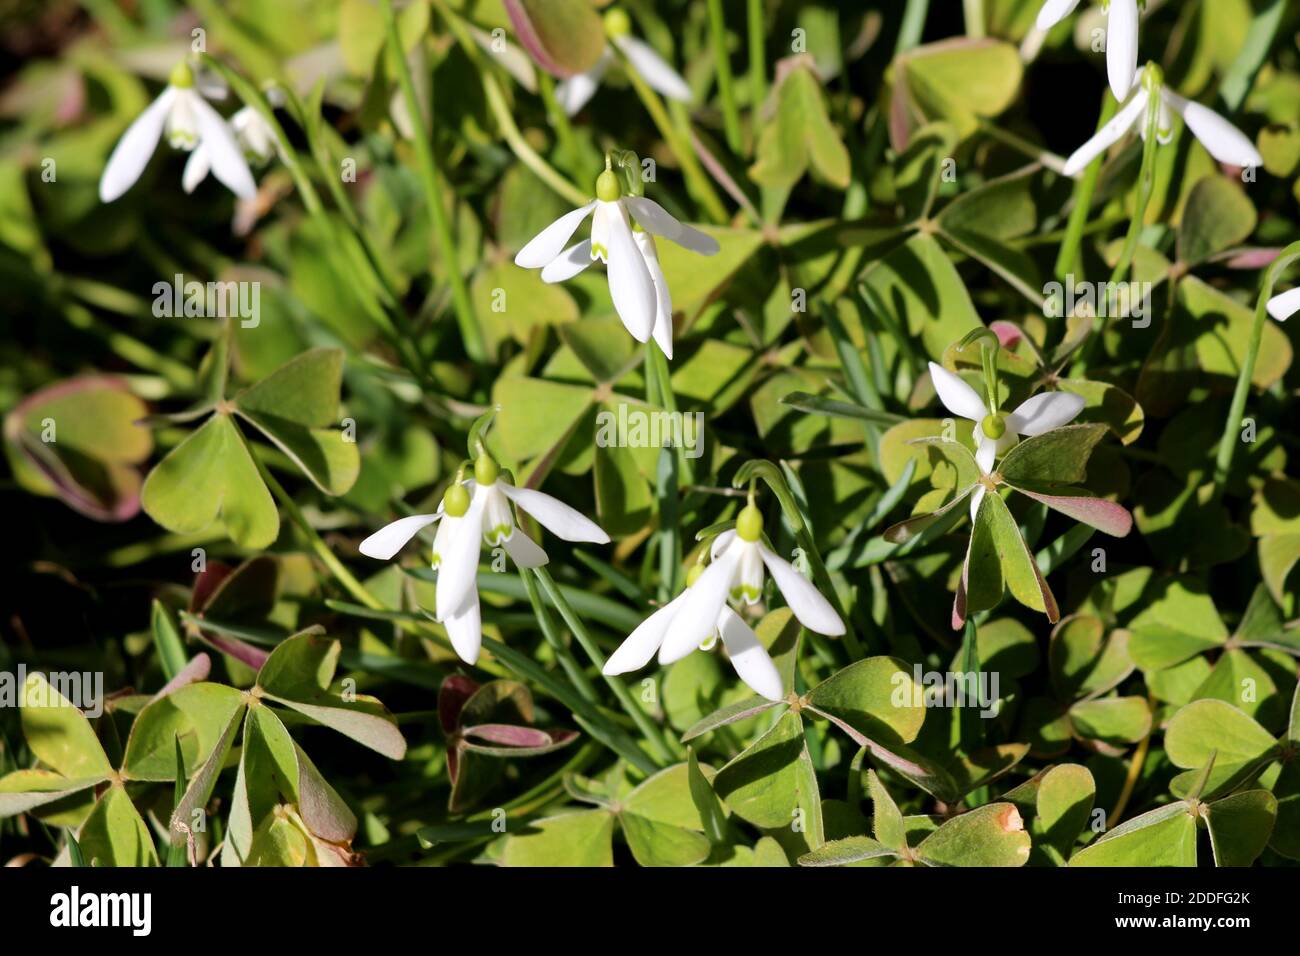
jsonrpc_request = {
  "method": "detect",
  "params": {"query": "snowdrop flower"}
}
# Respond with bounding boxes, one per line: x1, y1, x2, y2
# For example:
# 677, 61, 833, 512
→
1267, 288, 1300, 322
927, 361, 1085, 518
358, 454, 609, 665
1063, 65, 1263, 176
183, 105, 279, 194
513, 166, 718, 358
1036, 0, 1140, 101
611, 504, 843, 697
555, 8, 691, 117
100, 61, 256, 203
603, 560, 785, 701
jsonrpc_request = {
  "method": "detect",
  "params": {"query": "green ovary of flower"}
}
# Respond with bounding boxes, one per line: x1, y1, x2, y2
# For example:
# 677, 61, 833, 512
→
603, 7, 632, 39
474, 453, 500, 486
736, 504, 764, 542
595, 169, 621, 203
443, 481, 470, 518
981, 413, 1007, 440
169, 61, 194, 88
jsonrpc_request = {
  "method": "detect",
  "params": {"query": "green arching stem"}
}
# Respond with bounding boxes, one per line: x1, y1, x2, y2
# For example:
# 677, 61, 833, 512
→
532, 566, 677, 765
706, 0, 743, 154
381, 0, 487, 364
538, 71, 583, 173
963, 0, 985, 37
433, 0, 589, 207
1212, 241, 1300, 501
1054, 94, 1119, 279
619, 49, 729, 224
746, 0, 766, 126
520, 567, 602, 704
645, 341, 695, 484
1106, 92, 1162, 289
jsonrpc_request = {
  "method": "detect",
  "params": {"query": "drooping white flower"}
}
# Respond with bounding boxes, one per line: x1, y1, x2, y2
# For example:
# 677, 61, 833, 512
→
602, 565, 784, 701
514, 167, 718, 358
1036, 0, 1140, 101
927, 361, 1085, 518
358, 454, 609, 664
619, 505, 842, 691
555, 8, 691, 116
183, 105, 280, 194
1062, 67, 1263, 177
100, 61, 256, 203
1267, 287, 1300, 322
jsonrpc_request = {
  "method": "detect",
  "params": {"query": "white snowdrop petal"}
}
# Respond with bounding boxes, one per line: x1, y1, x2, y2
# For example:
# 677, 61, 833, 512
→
758, 543, 844, 636
443, 591, 482, 665
603, 592, 688, 675
928, 361, 988, 422
616, 36, 692, 102
1062, 88, 1149, 177
658, 547, 740, 664
435, 493, 486, 622
191, 94, 257, 199
1105, 0, 1139, 103
710, 529, 737, 561
99, 87, 176, 202
182, 145, 211, 194
1163, 91, 1264, 169
1006, 391, 1086, 436
975, 433, 998, 474
970, 484, 987, 524
1266, 287, 1300, 322
623, 196, 720, 254
499, 483, 610, 543
605, 205, 657, 342
540, 240, 595, 283
555, 56, 609, 116
1035, 0, 1082, 31
359, 513, 441, 560
514, 201, 598, 269
635, 232, 675, 360
717, 607, 784, 701
502, 528, 549, 569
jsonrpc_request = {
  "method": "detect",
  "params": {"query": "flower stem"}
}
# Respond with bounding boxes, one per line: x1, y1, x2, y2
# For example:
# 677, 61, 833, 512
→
963, 0, 985, 37
434, 0, 589, 207
532, 567, 677, 764
746, 0, 766, 126
520, 568, 602, 703
381, 0, 486, 364
1054, 94, 1119, 279
620, 52, 729, 224
706, 0, 743, 154
255, 454, 383, 611
1212, 241, 1300, 501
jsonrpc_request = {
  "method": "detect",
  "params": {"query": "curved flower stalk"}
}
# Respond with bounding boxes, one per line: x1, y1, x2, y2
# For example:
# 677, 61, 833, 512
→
359, 453, 609, 664
99, 61, 256, 203
1063, 65, 1263, 177
1267, 287, 1300, 322
513, 164, 719, 358
605, 501, 843, 701
555, 8, 692, 117
928, 360, 1085, 515
1036, 0, 1140, 101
